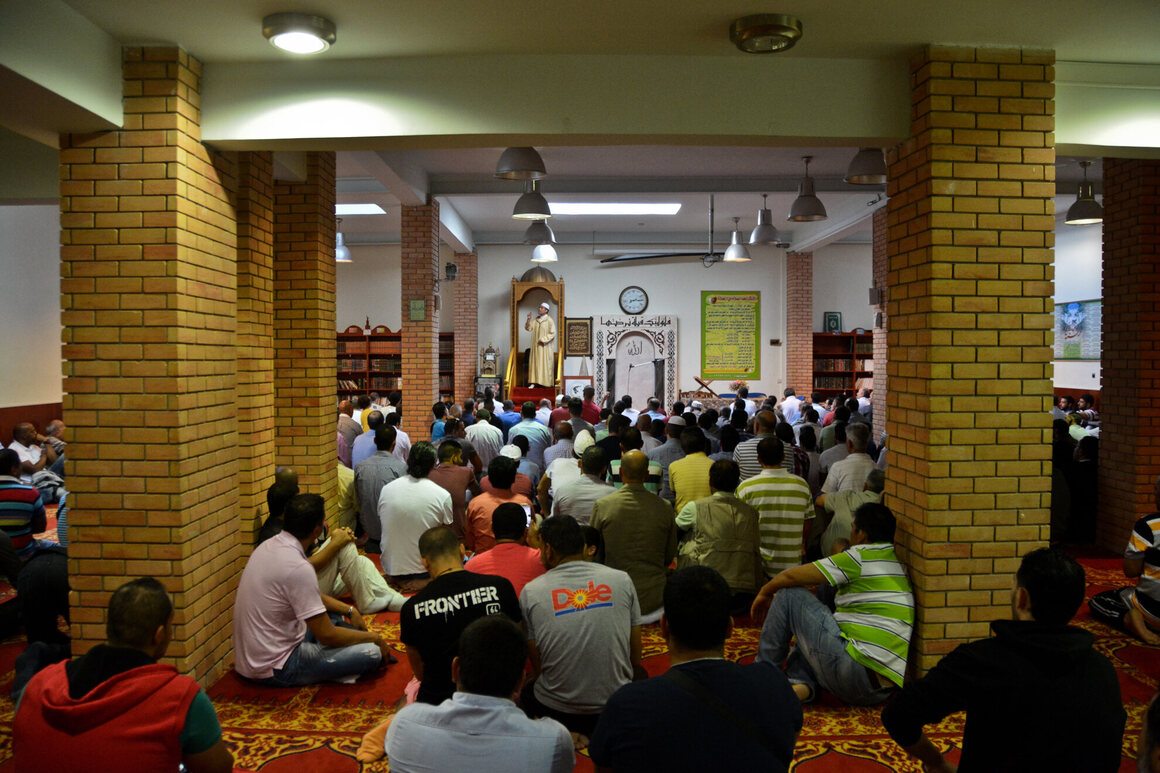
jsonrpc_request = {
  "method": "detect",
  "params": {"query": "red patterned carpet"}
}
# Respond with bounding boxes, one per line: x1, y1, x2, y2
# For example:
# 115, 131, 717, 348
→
0, 550, 1151, 771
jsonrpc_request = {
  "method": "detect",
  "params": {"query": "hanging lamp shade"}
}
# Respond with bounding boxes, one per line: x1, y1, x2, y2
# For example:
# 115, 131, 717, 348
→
523, 219, 557, 245
729, 14, 803, 54
335, 219, 352, 262
530, 243, 558, 263
1065, 161, 1103, 226
723, 218, 751, 262
495, 147, 547, 181
788, 156, 827, 222
749, 194, 783, 245
262, 13, 337, 54
844, 147, 887, 185
513, 181, 552, 220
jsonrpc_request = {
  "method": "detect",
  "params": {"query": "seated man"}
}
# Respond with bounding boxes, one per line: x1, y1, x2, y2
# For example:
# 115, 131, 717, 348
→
400, 526, 521, 707
551, 446, 613, 525
676, 459, 763, 603
590, 566, 801, 772
482, 445, 535, 501
668, 427, 713, 513
465, 503, 545, 596
882, 547, 1126, 773
735, 437, 813, 578
0, 448, 48, 557
353, 426, 408, 553
387, 615, 574, 773
233, 493, 391, 686
464, 455, 532, 554
379, 442, 454, 588
1121, 475, 1160, 645
8, 423, 57, 484
751, 502, 914, 705
520, 515, 643, 739
427, 438, 480, 541
15, 577, 234, 773
815, 468, 885, 557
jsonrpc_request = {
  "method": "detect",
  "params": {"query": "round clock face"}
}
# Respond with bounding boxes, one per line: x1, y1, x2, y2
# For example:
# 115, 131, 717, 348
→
619, 285, 648, 314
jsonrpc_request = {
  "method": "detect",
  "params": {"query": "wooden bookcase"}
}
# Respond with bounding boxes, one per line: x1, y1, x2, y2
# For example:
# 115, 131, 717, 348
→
812, 331, 873, 398
336, 325, 455, 401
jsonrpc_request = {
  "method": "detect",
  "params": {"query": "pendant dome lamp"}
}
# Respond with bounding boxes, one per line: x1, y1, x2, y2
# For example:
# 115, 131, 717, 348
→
723, 218, 752, 262
788, 156, 827, 222
513, 180, 552, 220
844, 147, 887, 185
749, 194, 786, 246
523, 219, 557, 246
334, 218, 352, 263
495, 147, 547, 181
1065, 160, 1103, 226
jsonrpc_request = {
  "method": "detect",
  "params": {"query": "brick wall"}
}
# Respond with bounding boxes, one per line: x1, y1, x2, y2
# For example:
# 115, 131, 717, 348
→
872, 207, 888, 440
401, 202, 441, 438
235, 151, 276, 538
1098, 158, 1160, 549
273, 153, 338, 518
60, 47, 242, 682
885, 46, 1055, 672
785, 251, 813, 396
453, 250, 479, 403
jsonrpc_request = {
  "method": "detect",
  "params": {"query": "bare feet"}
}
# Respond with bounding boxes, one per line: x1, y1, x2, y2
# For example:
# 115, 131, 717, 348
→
791, 683, 813, 702
1125, 608, 1160, 645
570, 732, 589, 751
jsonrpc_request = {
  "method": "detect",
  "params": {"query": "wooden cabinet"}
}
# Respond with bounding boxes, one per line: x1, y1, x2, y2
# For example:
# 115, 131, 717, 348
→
336, 325, 454, 401
812, 332, 872, 397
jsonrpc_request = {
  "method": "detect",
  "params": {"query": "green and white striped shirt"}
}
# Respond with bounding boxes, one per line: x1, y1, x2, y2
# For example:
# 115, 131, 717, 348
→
735, 468, 813, 577
813, 543, 914, 687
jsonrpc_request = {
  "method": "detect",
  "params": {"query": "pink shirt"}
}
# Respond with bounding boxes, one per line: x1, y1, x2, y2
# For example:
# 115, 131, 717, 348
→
232, 531, 326, 679
465, 542, 545, 597
465, 490, 532, 554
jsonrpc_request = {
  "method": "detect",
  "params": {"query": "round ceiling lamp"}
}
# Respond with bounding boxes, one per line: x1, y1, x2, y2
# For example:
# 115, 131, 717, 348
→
749, 194, 786, 246
523, 219, 557, 245
788, 156, 827, 222
1065, 160, 1103, 226
513, 182, 552, 220
495, 147, 547, 181
530, 244, 558, 263
844, 147, 888, 185
334, 218, 352, 263
729, 14, 803, 54
262, 13, 337, 54
723, 218, 752, 262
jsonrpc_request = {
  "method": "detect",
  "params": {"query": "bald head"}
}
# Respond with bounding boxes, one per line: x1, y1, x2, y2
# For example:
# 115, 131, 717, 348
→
620, 450, 649, 484
274, 467, 298, 488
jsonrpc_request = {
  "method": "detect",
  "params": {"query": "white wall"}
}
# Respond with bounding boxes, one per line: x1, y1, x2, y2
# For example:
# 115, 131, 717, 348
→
334, 242, 456, 333
0, 204, 62, 408
812, 242, 874, 332
1052, 223, 1102, 390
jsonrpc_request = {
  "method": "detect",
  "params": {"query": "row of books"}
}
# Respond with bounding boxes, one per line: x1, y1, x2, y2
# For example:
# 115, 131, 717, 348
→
855, 342, 873, 354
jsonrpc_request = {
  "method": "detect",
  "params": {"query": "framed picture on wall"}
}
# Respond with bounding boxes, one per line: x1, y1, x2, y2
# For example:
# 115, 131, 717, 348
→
823, 311, 843, 333
563, 317, 593, 357
563, 375, 593, 400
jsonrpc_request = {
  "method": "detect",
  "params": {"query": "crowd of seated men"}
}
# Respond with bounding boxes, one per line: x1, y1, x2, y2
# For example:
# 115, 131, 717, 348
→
7, 388, 1151, 771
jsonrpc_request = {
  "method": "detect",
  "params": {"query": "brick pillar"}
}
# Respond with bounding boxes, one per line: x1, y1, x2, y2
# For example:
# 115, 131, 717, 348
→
60, 47, 241, 682
236, 151, 276, 537
1098, 159, 1160, 550
886, 46, 1055, 672
273, 153, 338, 516
785, 251, 813, 395
453, 250, 479, 403
401, 201, 441, 438
872, 208, 888, 440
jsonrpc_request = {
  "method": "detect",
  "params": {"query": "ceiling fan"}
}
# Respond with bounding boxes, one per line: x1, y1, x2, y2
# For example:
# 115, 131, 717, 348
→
598, 195, 726, 267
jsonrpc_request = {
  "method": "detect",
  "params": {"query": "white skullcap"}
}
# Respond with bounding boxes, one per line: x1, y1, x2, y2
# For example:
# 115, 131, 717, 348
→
499, 444, 522, 460
573, 430, 595, 456
539, 302, 550, 310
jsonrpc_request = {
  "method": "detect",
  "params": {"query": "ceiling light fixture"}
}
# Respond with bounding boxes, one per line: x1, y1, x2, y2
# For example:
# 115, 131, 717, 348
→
523, 219, 557, 246
262, 13, 337, 54
788, 156, 827, 222
548, 203, 682, 216
844, 147, 887, 185
1065, 160, 1103, 226
513, 181, 552, 220
334, 218, 352, 263
749, 194, 788, 246
495, 147, 547, 181
335, 203, 386, 216
723, 218, 752, 262
729, 14, 803, 54
530, 244, 558, 263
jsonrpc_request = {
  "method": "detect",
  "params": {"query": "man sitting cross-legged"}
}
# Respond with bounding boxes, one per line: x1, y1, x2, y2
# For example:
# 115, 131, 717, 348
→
16, 577, 234, 773
589, 566, 801, 772
399, 526, 521, 707
882, 547, 1125, 773
233, 493, 392, 686
386, 614, 574, 773
751, 502, 914, 705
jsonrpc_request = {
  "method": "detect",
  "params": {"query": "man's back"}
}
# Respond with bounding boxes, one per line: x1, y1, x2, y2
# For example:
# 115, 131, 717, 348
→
733, 433, 774, 481
736, 469, 812, 577
823, 452, 877, 494
590, 485, 677, 614
668, 451, 713, 513
465, 421, 503, 470
510, 420, 552, 468
378, 476, 453, 576
881, 620, 1125, 772
552, 473, 614, 525
589, 659, 801, 772
465, 542, 545, 596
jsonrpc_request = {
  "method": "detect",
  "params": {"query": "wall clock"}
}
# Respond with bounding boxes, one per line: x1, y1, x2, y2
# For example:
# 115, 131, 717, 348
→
619, 285, 648, 315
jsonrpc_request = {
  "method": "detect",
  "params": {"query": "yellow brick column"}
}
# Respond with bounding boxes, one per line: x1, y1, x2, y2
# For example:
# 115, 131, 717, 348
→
59, 47, 241, 682
273, 153, 338, 516
400, 201, 441, 439
885, 46, 1054, 672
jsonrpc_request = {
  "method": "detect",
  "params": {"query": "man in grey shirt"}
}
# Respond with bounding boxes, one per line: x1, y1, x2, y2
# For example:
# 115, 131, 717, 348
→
520, 515, 643, 741
552, 447, 614, 525
648, 416, 687, 504
353, 426, 407, 552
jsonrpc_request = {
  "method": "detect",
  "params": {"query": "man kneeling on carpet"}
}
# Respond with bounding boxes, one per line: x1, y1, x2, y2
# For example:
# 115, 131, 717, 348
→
589, 566, 802, 772
881, 547, 1126, 773
750, 502, 914, 705
15, 577, 234, 772
386, 614, 575, 773
233, 493, 393, 686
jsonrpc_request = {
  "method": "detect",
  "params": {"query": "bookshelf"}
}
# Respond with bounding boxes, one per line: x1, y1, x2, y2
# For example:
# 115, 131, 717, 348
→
337, 325, 455, 402
812, 331, 873, 397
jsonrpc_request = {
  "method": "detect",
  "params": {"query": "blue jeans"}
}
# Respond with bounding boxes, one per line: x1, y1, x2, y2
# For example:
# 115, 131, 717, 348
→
261, 613, 382, 687
756, 586, 893, 705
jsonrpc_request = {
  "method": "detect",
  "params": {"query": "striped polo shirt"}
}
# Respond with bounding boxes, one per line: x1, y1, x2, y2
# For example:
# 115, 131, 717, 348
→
735, 468, 812, 576
813, 543, 914, 687
1125, 512, 1160, 622
732, 433, 776, 481
0, 475, 46, 555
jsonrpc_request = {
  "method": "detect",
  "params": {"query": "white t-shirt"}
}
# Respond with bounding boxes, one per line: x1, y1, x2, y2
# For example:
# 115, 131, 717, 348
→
545, 457, 581, 499
9, 441, 41, 484
378, 476, 453, 576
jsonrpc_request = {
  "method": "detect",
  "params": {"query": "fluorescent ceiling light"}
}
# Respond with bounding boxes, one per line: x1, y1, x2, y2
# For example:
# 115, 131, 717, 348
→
548, 203, 682, 216
335, 203, 386, 216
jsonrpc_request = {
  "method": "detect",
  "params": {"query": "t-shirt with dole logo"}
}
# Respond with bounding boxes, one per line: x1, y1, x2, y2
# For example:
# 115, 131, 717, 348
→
520, 560, 641, 715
